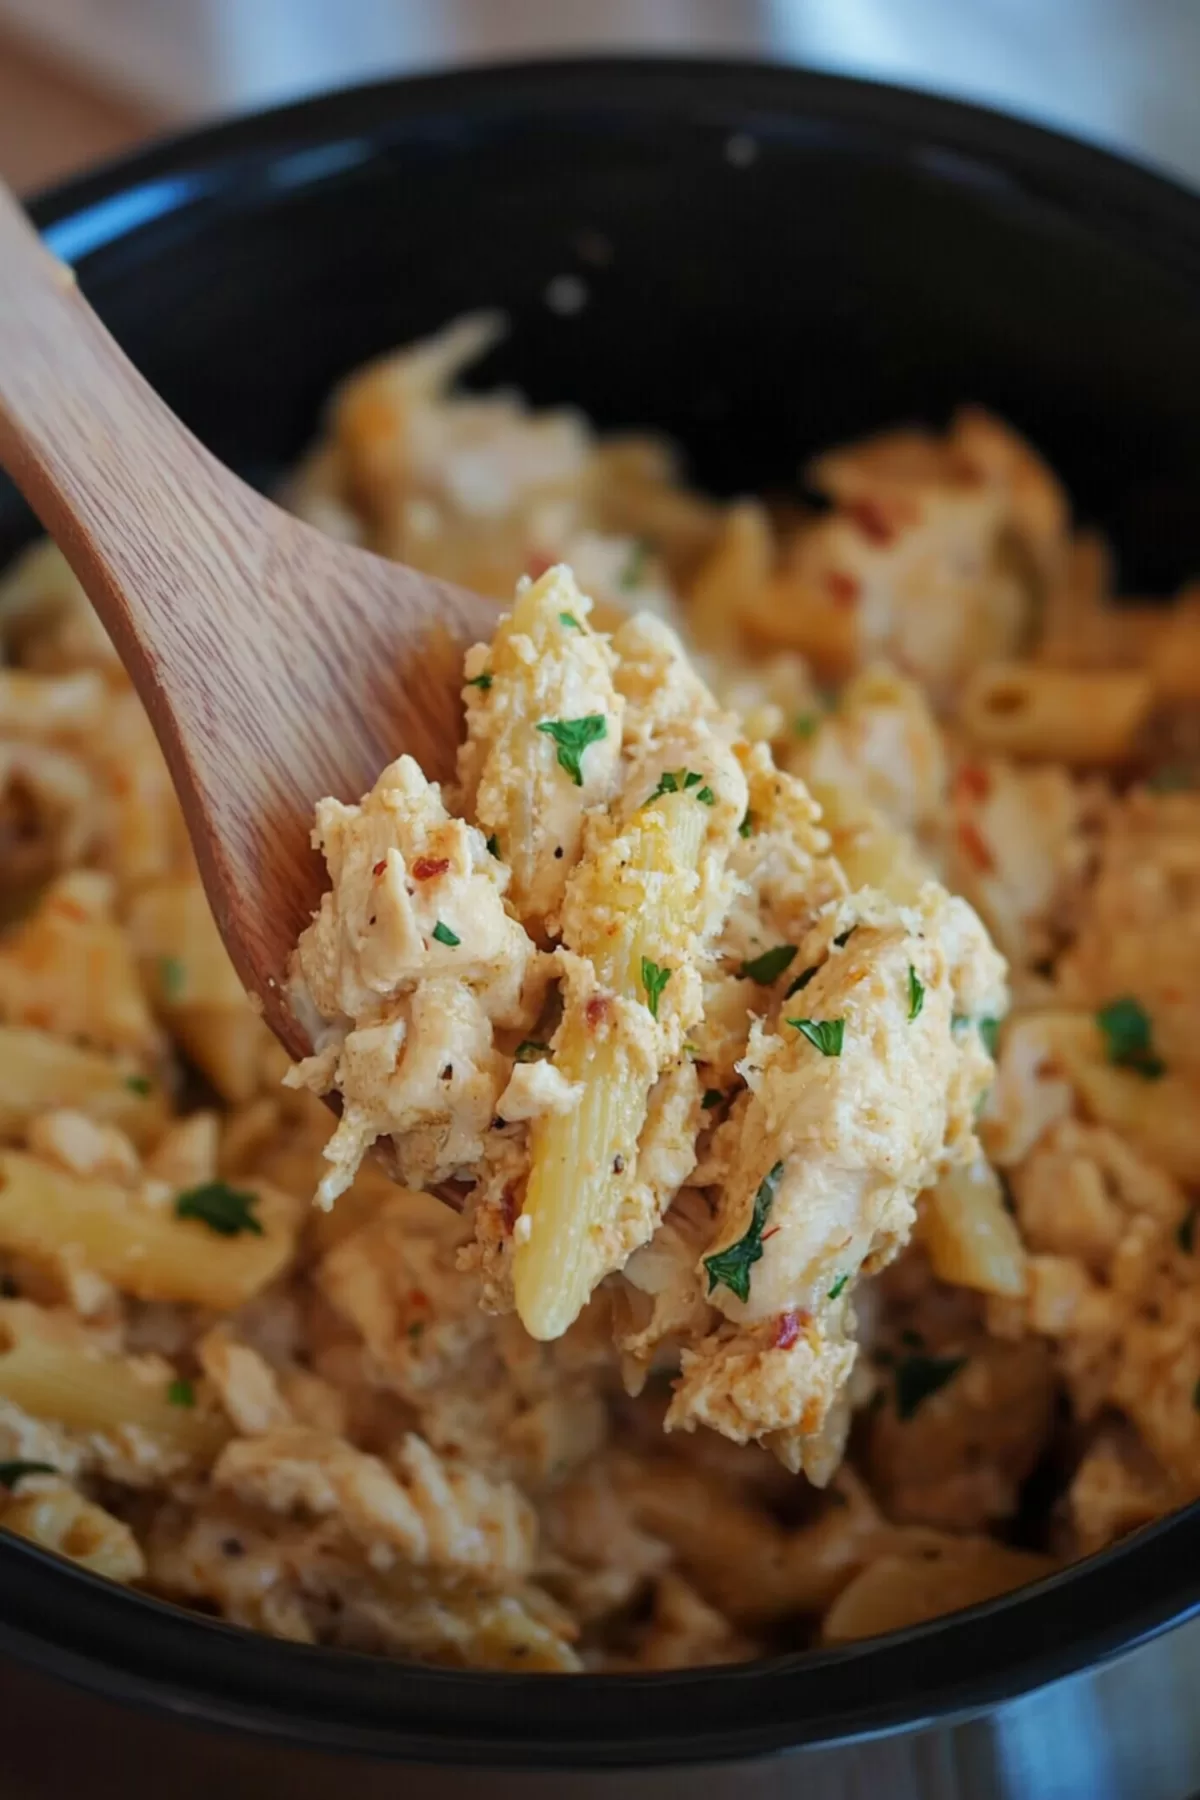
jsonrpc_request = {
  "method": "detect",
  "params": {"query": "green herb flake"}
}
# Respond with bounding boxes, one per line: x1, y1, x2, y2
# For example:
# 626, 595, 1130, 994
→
167, 1378, 196, 1408
0, 1460, 57, 1490
828, 1272, 849, 1301
833, 928, 856, 949
159, 955, 186, 1001
739, 944, 798, 985
408, 1321, 425, 1342
537, 714, 608, 787
1097, 996, 1165, 1079
619, 540, 650, 590
907, 965, 925, 1022
738, 810, 754, 839
786, 1017, 845, 1057
894, 1353, 967, 1421
645, 769, 714, 807
701, 1089, 725, 1111
641, 958, 671, 1020
558, 612, 582, 631
175, 1181, 263, 1239
432, 920, 461, 947
465, 671, 493, 692
785, 965, 819, 999
1178, 1209, 1197, 1255
515, 1041, 551, 1063
124, 1075, 152, 1096
703, 1161, 784, 1303
979, 1016, 1001, 1059
793, 712, 820, 740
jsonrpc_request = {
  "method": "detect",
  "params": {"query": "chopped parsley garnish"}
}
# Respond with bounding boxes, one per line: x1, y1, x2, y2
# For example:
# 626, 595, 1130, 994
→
167, 1378, 196, 1408
793, 712, 820, 740
515, 1040, 551, 1063
979, 1016, 1000, 1059
159, 955, 186, 1001
738, 810, 754, 839
124, 1074, 152, 1096
465, 671, 493, 691
1178, 1209, 1197, 1254
644, 770, 715, 808
907, 965, 925, 1021
739, 944, 797, 985
645, 769, 703, 805
1097, 997, 1164, 1079
786, 1017, 845, 1057
828, 1272, 849, 1301
486, 834, 501, 858
641, 958, 671, 1019
785, 965, 818, 998
894, 1353, 966, 1420
408, 1321, 425, 1342
619, 540, 650, 589
432, 920, 461, 947
701, 1088, 725, 1110
558, 612, 582, 631
0, 1461, 57, 1490
175, 1181, 263, 1238
703, 1161, 784, 1303
537, 714, 608, 787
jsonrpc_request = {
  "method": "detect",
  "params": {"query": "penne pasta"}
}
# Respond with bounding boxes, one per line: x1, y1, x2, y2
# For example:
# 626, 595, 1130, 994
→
0, 1299, 226, 1461
958, 662, 1152, 764
513, 793, 709, 1340
922, 1159, 1027, 1298
0, 1151, 301, 1309
128, 877, 268, 1101
0, 1024, 169, 1145
1, 1482, 146, 1583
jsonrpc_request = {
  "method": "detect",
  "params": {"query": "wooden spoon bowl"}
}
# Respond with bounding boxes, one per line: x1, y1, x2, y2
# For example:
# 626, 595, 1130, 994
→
0, 182, 498, 1060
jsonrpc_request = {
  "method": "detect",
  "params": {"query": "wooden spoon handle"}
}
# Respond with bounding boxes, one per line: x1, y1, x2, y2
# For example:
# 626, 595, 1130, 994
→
0, 181, 266, 680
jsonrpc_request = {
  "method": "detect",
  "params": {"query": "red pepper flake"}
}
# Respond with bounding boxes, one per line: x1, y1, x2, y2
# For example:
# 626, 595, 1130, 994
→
825, 569, 860, 608
774, 1310, 801, 1349
958, 821, 995, 874
500, 1185, 520, 1232
372, 860, 387, 877
408, 1289, 429, 1313
954, 763, 991, 805
847, 498, 897, 547
761, 1226, 781, 1244
412, 856, 451, 882
586, 994, 610, 1029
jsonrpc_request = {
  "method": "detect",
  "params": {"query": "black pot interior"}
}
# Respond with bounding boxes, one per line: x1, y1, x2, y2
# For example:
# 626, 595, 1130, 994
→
3, 58, 1200, 1764
5, 60, 1200, 592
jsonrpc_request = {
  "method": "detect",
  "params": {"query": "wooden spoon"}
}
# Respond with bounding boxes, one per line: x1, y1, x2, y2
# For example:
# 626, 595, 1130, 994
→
0, 182, 497, 1061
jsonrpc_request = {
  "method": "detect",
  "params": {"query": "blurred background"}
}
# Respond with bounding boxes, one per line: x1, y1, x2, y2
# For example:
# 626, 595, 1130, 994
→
1, 0, 1199, 196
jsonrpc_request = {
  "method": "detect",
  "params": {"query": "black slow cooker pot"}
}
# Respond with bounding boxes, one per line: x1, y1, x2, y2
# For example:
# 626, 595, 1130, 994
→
3, 58, 1200, 1800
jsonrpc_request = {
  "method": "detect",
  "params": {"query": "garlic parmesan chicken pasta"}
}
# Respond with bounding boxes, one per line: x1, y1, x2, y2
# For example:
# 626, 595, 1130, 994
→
2, 314, 1199, 1672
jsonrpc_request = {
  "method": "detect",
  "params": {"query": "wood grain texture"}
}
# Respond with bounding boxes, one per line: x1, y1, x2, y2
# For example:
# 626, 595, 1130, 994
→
0, 180, 498, 1058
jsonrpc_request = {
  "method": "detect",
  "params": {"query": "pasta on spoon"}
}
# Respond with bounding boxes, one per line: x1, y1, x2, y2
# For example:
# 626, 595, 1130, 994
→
288, 562, 1005, 1478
